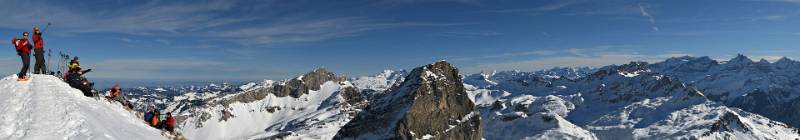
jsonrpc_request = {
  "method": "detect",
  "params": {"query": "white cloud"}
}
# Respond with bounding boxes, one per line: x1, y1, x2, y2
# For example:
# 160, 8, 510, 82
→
211, 18, 480, 46
638, 3, 660, 32
0, 1, 242, 36
488, 0, 578, 13
436, 30, 503, 38
383, 0, 483, 5
85, 58, 287, 80
0, 1, 478, 47
463, 47, 688, 73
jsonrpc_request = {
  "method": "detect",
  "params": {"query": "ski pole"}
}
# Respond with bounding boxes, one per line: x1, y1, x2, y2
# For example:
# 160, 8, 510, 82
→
47, 49, 52, 74
42, 22, 52, 34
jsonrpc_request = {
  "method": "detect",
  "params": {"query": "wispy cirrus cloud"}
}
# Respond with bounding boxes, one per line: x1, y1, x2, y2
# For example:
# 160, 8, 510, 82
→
211, 17, 480, 46
380, 0, 483, 5
638, 3, 660, 32
488, 0, 579, 14
0, 0, 243, 35
0, 0, 480, 47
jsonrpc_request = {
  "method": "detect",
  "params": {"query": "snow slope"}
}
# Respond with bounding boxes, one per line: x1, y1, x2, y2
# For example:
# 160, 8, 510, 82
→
482, 95, 597, 140
466, 59, 800, 139
0, 74, 165, 140
179, 81, 360, 140
632, 103, 800, 140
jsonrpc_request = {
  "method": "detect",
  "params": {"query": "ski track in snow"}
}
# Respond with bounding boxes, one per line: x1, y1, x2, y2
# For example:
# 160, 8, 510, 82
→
0, 75, 166, 140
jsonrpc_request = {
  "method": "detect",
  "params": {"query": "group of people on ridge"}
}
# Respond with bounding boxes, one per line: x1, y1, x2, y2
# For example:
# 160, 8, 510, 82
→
10, 26, 46, 81
11, 25, 97, 98
11, 25, 179, 134
144, 106, 176, 133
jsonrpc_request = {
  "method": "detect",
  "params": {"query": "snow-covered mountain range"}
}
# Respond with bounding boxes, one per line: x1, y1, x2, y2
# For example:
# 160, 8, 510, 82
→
114, 54, 800, 140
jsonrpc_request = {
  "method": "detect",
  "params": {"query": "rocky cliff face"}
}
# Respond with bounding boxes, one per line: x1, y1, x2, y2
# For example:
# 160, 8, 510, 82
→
222, 67, 347, 106
173, 67, 366, 140
335, 61, 482, 140
273, 67, 347, 98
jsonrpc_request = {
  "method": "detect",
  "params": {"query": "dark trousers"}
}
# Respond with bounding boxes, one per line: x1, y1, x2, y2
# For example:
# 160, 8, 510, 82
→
34, 48, 46, 74
18, 52, 30, 78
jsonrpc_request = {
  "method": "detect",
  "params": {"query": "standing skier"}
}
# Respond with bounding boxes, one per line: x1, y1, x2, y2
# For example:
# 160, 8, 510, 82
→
11, 32, 32, 81
32, 26, 46, 74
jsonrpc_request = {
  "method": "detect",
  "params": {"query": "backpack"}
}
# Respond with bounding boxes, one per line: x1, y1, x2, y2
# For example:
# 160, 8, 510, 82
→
151, 114, 159, 126
144, 113, 153, 125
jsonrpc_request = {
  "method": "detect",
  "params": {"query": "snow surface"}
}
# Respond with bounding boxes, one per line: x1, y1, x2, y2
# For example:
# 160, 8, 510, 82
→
0, 75, 165, 140
632, 103, 800, 140
180, 81, 357, 140
351, 69, 406, 92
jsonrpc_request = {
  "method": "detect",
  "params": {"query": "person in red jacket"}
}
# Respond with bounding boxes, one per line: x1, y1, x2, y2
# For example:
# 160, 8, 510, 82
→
165, 112, 176, 132
32, 26, 46, 74
11, 32, 32, 81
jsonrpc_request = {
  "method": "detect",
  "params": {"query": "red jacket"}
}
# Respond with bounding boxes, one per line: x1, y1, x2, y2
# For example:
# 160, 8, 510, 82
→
166, 115, 175, 128
32, 32, 43, 49
11, 38, 31, 54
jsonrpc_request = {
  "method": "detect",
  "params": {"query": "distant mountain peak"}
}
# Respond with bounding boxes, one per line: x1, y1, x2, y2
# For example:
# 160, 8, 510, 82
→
728, 54, 753, 64
757, 59, 770, 64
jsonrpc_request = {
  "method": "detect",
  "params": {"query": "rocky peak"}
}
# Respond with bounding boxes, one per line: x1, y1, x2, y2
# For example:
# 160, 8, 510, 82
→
727, 54, 754, 65
270, 67, 347, 98
757, 59, 770, 64
650, 56, 719, 73
222, 67, 349, 107
776, 57, 793, 64
708, 111, 752, 134
335, 60, 482, 140
618, 61, 649, 73
302, 67, 347, 91
774, 57, 798, 69
754, 59, 774, 72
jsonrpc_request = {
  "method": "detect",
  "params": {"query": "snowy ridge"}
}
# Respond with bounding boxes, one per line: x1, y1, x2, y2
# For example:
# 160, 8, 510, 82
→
179, 81, 358, 140
648, 55, 800, 127
482, 95, 597, 140
0, 75, 165, 140
633, 103, 800, 139
466, 58, 800, 139
153, 68, 365, 140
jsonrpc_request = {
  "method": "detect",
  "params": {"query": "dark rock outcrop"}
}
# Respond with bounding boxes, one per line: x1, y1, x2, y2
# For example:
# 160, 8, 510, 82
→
273, 67, 347, 98
335, 61, 482, 140
339, 86, 364, 105
223, 67, 347, 106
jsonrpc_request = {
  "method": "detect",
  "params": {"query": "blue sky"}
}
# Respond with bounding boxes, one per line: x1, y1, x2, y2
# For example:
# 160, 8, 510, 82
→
2, 0, 800, 84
